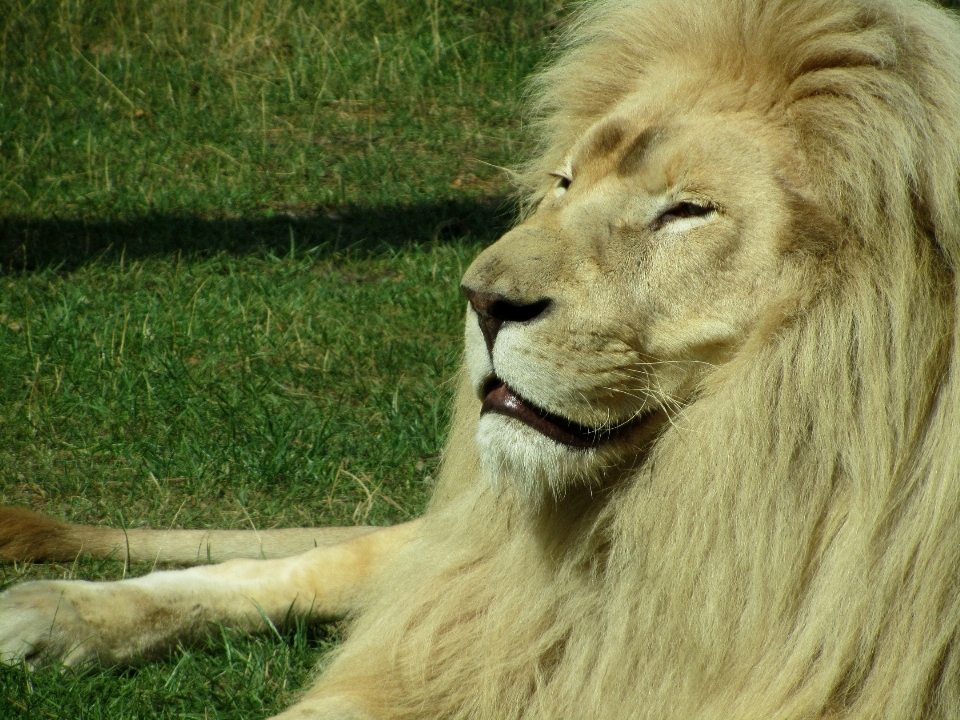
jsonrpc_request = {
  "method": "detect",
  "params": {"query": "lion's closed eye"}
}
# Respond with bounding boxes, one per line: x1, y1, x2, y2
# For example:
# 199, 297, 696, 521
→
549, 172, 572, 196
654, 201, 715, 228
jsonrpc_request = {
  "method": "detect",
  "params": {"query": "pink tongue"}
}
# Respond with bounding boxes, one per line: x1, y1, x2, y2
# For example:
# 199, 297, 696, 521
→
480, 383, 597, 449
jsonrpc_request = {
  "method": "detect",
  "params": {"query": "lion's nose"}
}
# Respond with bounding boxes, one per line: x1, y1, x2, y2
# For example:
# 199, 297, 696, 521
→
461, 286, 551, 353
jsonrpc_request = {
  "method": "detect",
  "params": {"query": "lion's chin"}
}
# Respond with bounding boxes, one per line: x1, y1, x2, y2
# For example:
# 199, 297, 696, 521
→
476, 414, 600, 503
476, 410, 654, 506
473, 376, 666, 504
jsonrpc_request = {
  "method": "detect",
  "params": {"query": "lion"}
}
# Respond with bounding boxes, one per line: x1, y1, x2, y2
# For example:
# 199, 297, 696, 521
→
3, 0, 960, 717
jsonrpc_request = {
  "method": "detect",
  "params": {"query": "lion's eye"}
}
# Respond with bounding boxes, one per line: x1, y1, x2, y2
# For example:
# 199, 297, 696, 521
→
550, 172, 572, 196
656, 201, 714, 226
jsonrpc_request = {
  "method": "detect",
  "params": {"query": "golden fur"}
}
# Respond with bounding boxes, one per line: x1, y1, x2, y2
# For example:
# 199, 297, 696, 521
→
3, 0, 960, 718
303, 0, 960, 717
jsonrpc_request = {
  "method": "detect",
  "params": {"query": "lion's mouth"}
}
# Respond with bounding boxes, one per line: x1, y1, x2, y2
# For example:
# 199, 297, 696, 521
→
480, 378, 633, 449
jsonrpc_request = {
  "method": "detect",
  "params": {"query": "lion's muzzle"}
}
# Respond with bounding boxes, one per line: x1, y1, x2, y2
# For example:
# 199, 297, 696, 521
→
461, 285, 551, 356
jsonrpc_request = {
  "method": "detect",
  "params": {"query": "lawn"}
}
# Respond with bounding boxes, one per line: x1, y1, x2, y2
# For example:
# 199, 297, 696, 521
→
0, 0, 559, 717
6, 0, 960, 717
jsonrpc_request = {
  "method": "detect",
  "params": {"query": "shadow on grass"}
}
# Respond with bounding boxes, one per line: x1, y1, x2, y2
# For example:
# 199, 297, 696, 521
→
0, 196, 514, 274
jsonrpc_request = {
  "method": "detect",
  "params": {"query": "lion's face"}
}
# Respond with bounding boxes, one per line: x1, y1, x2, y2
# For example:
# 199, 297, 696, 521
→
462, 105, 810, 498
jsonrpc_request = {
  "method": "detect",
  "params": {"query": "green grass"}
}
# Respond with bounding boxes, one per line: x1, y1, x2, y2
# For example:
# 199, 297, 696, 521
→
0, 246, 471, 530
9, 1, 956, 717
0, 0, 559, 717
1, 0, 556, 219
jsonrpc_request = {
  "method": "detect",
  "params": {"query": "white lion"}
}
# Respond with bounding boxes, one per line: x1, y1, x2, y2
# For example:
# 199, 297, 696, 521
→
4, 0, 960, 717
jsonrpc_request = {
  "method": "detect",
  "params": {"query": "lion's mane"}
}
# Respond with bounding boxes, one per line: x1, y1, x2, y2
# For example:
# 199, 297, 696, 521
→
316, 1, 960, 717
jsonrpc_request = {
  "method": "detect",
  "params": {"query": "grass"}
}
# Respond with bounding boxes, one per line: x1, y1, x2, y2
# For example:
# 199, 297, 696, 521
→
0, 246, 471, 531
7, 0, 958, 717
1, 0, 555, 219
0, 0, 560, 717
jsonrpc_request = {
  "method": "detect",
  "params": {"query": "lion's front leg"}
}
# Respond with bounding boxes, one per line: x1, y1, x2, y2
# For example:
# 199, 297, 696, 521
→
0, 520, 419, 668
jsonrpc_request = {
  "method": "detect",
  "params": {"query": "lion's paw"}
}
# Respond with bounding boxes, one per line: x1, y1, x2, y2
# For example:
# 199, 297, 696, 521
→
0, 580, 111, 669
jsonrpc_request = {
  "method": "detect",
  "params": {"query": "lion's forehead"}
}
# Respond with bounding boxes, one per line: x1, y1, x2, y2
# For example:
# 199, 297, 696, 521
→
567, 110, 796, 194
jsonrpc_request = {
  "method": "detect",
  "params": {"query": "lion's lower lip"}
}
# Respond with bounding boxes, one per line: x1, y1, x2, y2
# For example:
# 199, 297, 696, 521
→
480, 379, 626, 449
